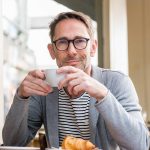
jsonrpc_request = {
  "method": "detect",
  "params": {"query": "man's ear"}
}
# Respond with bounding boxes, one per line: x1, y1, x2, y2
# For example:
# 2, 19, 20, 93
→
47, 44, 56, 59
90, 39, 97, 57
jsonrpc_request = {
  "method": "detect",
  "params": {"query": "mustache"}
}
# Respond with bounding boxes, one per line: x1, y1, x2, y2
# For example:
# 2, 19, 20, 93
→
64, 57, 82, 62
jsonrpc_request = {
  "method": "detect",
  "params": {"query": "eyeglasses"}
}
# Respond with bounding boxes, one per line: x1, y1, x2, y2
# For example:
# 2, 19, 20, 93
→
52, 37, 89, 51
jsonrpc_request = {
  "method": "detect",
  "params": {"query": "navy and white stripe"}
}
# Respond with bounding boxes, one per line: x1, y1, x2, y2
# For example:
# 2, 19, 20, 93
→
58, 88, 90, 145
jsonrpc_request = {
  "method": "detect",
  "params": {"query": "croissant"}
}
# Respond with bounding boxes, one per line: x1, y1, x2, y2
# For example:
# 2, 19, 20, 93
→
61, 135, 96, 150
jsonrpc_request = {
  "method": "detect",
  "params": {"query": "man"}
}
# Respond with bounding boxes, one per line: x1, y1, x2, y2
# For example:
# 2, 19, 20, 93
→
2, 11, 150, 150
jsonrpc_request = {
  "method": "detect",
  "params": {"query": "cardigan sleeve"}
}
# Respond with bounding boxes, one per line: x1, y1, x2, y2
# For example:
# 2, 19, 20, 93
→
95, 71, 150, 150
2, 93, 42, 146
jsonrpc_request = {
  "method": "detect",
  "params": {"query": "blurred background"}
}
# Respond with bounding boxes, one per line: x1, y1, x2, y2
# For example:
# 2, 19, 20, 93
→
0, 0, 150, 145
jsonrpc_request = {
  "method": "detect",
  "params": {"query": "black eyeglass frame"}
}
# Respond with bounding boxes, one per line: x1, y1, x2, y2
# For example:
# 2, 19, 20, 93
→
52, 37, 90, 51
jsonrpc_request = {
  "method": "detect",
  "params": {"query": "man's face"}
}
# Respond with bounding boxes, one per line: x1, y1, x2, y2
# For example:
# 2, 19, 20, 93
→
48, 19, 97, 71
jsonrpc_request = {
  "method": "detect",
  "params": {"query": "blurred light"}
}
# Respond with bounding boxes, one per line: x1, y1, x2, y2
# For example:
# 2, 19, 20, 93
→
27, 0, 72, 17
2, 0, 18, 21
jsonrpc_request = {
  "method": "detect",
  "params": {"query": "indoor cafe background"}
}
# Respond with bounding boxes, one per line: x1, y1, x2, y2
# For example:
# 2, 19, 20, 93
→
0, 0, 150, 144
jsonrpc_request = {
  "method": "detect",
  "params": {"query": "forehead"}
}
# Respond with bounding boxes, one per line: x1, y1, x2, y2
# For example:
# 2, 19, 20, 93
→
53, 19, 90, 40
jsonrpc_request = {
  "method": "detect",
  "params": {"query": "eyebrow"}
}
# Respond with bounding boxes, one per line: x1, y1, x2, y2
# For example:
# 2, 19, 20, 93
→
54, 36, 88, 41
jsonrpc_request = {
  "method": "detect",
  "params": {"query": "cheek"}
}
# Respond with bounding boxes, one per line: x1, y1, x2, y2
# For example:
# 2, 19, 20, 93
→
55, 53, 66, 66
79, 50, 88, 58
83, 50, 90, 59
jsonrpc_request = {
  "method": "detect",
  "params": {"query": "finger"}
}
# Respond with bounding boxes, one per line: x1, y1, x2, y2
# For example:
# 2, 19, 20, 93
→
23, 86, 50, 97
67, 78, 82, 95
23, 79, 52, 93
27, 75, 52, 92
28, 70, 45, 80
58, 72, 78, 89
57, 66, 78, 74
73, 84, 85, 96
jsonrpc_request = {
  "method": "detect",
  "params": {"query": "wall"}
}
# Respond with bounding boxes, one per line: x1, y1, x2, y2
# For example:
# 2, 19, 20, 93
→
109, 0, 128, 74
103, 0, 150, 122
0, 0, 4, 143
95, 0, 103, 67
102, 0, 110, 68
102, 0, 128, 74
127, 0, 150, 122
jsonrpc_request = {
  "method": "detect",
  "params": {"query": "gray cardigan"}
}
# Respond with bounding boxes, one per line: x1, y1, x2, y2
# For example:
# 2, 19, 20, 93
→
2, 66, 150, 150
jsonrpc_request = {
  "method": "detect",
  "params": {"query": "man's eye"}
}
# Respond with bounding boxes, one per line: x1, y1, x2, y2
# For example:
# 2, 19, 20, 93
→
75, 39, 85, 43
58, 40, 67, 44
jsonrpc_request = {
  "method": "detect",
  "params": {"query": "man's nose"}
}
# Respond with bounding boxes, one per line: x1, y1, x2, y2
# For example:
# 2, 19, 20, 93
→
67, 42, 77, 55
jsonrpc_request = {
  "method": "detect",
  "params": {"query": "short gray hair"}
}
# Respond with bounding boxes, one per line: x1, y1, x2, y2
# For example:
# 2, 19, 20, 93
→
49, 11, 94, 41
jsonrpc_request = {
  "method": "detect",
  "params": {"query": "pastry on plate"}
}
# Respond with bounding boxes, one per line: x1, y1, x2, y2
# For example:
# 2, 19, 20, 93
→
61, 135, 96, 150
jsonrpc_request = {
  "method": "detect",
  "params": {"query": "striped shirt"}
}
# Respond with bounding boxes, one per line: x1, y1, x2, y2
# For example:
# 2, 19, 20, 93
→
58, 88, 91, 145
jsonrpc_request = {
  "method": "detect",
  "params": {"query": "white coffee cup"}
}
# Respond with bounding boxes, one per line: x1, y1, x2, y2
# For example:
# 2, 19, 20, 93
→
44, 69, 65, 87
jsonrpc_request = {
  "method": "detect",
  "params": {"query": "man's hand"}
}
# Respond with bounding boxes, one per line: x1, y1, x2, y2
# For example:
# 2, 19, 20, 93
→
18, 70, 53, 98
57, 66, 108, 101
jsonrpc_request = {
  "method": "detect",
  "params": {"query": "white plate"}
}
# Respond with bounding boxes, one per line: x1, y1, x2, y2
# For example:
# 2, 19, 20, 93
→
0, 146, 40, 150
45, 148, 61, 150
